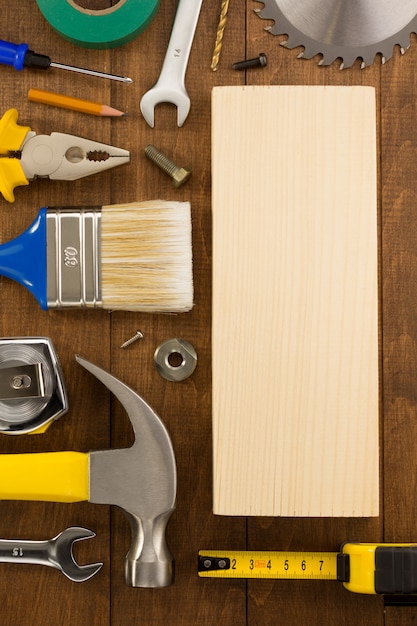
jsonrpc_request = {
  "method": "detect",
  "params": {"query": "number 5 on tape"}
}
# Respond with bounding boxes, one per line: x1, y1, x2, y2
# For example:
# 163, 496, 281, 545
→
198, 544, 417, 595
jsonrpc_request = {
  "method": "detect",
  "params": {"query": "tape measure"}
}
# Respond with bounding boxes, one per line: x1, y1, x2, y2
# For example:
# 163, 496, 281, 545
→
198, 544, 417, 595
0, 337, 68, 434
199, 550, 337, 580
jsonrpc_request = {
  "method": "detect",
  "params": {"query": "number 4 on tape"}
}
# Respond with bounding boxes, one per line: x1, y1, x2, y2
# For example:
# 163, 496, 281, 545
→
198, 544, 417, 595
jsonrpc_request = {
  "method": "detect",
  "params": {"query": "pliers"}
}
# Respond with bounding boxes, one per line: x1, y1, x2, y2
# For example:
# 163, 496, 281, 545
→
0, 108, 130, 202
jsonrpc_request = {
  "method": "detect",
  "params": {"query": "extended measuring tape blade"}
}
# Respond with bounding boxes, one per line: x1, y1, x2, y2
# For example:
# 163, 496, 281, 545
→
198, 550, 339, 580
199, 545, 417, 595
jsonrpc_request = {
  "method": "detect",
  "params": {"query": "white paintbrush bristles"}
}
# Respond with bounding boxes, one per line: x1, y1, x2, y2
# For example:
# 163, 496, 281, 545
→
100, 200, 193, 312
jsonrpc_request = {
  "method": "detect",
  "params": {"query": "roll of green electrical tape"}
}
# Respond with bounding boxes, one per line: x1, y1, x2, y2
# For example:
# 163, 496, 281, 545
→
35, 0, 160, 49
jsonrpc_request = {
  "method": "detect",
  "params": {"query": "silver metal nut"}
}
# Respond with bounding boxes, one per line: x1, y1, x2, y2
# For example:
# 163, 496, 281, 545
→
154, 339, 197, 382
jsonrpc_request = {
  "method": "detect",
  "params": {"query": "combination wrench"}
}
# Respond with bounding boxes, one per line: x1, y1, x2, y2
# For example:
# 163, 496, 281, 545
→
0, 526, 102, 582
140, 0, 203, 127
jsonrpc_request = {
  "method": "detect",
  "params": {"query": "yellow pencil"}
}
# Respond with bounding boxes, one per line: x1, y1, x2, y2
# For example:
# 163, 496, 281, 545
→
28, 88, 126, 117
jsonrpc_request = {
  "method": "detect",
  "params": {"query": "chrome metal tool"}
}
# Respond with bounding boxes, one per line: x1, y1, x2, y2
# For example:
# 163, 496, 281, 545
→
140, 0, 203, 127
255, 0, 417, 68
0, 38, 132, 83
0, 337, 67, 434
0, 108, 130, 202
0, 356, 177, 588
0, 527, 102, 582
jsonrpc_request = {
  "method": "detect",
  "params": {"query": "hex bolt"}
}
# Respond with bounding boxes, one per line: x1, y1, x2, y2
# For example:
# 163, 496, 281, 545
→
233, 53, 268, 70
145, 145, 191, 188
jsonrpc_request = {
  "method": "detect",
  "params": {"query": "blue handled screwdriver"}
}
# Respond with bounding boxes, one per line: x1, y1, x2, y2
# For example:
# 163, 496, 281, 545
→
0, 39, 133, 83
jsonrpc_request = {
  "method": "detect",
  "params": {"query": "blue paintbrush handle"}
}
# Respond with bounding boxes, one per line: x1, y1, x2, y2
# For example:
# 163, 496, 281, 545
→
0, 208, 47, 309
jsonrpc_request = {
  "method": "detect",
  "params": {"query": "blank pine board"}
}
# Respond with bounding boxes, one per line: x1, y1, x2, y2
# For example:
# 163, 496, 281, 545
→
212, 86, 379, 517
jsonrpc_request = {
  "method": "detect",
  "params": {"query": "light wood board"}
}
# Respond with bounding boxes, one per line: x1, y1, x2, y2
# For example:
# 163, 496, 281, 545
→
212, 86, 379, 517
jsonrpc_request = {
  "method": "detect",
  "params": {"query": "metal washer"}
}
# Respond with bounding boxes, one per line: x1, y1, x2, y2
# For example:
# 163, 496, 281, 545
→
154, 339, 197, 382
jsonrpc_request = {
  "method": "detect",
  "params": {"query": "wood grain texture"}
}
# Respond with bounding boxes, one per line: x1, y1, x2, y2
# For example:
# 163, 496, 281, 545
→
212, 85, 379, 517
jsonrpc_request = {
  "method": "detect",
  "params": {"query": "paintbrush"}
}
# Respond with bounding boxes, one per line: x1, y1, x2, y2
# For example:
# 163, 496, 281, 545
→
0, 200, 193, 313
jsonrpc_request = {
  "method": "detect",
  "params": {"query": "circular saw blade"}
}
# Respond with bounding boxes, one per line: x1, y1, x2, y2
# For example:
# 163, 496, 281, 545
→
255, 0, 417, 67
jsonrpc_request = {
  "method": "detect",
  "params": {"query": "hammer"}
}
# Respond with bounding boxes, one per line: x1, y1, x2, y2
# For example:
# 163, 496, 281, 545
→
0, 356, 177, 588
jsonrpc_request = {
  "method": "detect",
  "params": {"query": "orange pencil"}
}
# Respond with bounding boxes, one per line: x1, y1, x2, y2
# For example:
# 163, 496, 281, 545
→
28, 88, 126, 117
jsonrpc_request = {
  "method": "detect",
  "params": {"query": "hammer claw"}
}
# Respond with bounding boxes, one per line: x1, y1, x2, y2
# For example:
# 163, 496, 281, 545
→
76, 356, 177, 588
0, 357, 177, 588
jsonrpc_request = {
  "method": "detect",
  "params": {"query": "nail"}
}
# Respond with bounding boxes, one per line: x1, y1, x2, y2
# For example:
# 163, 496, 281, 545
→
233, 53, 267, 70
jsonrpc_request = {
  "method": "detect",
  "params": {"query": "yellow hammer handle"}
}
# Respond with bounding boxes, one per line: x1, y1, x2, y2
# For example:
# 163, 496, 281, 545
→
0, 452, 89, 502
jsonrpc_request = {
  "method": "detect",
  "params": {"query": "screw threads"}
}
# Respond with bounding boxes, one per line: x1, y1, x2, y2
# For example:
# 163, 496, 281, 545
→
233, 53, 268, 71
145, 145, 177, 176
145, 145, 191, 187
120, 330, 144, 349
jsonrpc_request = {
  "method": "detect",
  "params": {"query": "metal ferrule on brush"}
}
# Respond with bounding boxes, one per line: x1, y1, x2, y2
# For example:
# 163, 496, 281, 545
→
46, 208, 102, 308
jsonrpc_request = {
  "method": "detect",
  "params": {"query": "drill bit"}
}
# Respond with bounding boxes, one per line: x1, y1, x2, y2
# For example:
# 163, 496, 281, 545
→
211, 0, 230, 71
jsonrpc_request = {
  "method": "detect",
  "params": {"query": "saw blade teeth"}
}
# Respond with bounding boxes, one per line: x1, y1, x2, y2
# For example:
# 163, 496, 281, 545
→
255, 0, 417, 69
257, 7, 277, 24
287, 35, 306, 49
362, 52, 379, 67
280, 39, 289, 48
270, 24, 288, 36
317, 53, 336, 67
337, 52, 359, 69
400, 44, 411, 54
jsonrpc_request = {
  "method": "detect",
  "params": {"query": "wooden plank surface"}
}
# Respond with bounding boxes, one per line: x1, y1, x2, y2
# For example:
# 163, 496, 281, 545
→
212, 84, 379, 518
0, 1, 414, 624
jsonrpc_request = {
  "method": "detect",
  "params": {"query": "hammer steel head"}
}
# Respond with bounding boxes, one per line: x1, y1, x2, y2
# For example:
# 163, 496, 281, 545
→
76, 355, 177, 588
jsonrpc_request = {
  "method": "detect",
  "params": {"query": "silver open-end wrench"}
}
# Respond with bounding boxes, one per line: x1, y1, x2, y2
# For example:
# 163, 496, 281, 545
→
140, 0, 203, 127
0, 526, 102, 582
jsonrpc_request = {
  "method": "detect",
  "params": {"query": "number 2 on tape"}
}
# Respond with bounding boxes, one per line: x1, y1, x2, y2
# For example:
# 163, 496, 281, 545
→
198, 551, 338, 580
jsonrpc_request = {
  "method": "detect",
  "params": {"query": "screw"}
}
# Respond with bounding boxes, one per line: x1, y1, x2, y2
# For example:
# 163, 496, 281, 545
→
120, 330, 144, 349
233, 53, 267, 70
11, 375, 31, 390
145, 145, 191, 188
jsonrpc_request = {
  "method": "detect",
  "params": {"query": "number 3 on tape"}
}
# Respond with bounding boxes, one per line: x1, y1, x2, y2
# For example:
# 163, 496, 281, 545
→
198, 544, 417, 595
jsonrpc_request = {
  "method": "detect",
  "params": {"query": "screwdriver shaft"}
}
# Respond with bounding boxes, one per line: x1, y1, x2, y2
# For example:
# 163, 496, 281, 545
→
50, 62, 133, 84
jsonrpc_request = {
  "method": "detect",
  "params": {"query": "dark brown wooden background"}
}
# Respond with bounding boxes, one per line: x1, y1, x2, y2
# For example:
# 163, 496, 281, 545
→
1, 1, 417, 624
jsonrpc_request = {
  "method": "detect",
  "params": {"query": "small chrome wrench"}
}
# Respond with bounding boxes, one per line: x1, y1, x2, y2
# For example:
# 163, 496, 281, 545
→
0, 526, 103, 582
140, 0, 203, 127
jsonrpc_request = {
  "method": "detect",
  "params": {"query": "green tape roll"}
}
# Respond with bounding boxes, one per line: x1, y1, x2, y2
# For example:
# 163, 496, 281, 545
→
36, 0, 160, 49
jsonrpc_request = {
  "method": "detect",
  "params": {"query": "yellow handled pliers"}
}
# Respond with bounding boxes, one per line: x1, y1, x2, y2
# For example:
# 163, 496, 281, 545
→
0, 108, 130, 202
